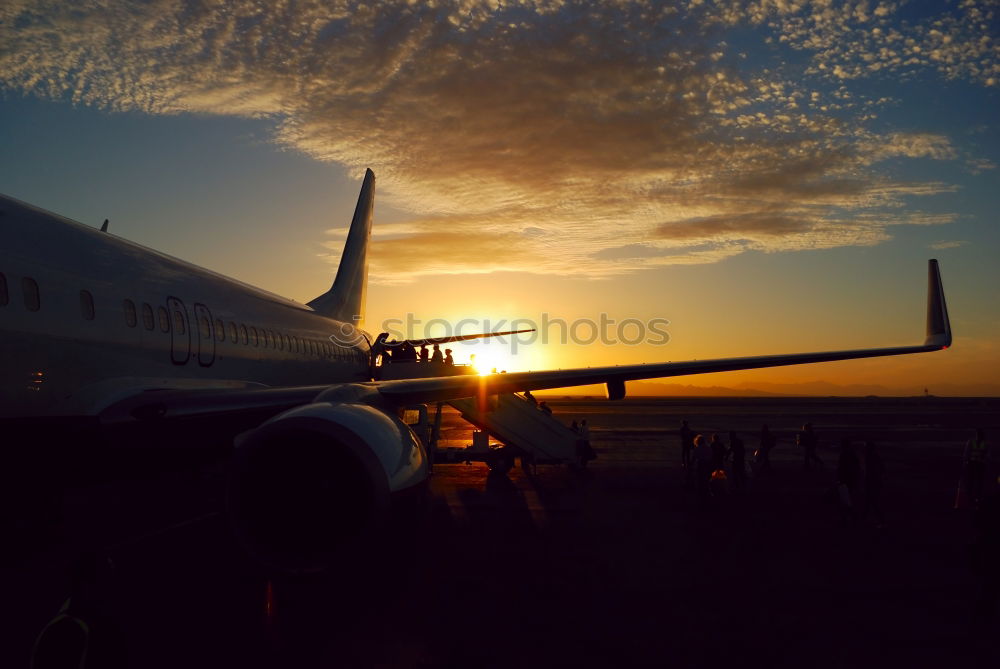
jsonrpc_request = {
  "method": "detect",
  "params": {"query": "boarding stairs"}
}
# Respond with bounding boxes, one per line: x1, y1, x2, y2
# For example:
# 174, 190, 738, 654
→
446, 393, 581, 466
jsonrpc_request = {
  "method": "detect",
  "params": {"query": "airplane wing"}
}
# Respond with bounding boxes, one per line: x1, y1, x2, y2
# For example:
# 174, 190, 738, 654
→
100, 259, 950, 425
376, 258, 951, 404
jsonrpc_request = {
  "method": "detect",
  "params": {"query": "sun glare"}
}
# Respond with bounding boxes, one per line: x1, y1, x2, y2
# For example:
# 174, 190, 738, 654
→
471, 347, 507, 376
465, 341, 537, 376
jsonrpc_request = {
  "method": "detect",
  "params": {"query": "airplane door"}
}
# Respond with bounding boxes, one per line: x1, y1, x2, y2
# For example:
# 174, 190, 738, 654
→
194, 303, 216, 367
167, 296, 190, 365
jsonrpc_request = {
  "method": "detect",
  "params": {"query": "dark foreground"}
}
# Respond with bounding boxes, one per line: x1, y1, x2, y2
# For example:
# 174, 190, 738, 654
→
5, 397, 1000, 668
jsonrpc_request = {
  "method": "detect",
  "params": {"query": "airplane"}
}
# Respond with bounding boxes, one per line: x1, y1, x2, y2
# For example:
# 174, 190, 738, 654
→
0, 169, 951, 571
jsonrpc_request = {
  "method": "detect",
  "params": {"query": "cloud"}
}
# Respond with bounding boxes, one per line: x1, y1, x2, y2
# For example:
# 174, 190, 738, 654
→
928, 240, 968, 250
745, 0, 1000, 87
656, 213, 811, 240
967, 157, 997, 174
864, 133, 957, 162
0, 0, 990, 280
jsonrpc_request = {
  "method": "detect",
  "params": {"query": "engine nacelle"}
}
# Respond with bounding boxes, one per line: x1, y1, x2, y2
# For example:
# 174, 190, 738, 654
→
228, 401, 427, 573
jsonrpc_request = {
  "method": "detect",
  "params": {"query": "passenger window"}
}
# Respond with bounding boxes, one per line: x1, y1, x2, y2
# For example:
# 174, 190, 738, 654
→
240, 324, 248, 344
0, 272, 8, 306
173, 309, 185, 334
228, 321, 238, 343
142, 303, 154, 330
250, 326, 259, 347
263, 330, 271, 348
158, 306, 170, 332
80, 290, 95, 320
199, 315, 211, 339
123, 300, 137, 327
22, 277, 40, 311
292, 336, 299, 353
215, 319, 225, 342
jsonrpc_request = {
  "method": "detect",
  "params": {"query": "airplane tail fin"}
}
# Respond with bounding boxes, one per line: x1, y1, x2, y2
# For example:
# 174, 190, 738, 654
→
307, 169, 375, 325
924, 259, 952, 348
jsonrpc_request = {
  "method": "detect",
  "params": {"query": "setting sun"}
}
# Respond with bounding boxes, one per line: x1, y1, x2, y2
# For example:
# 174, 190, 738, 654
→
469, 345, 514, 376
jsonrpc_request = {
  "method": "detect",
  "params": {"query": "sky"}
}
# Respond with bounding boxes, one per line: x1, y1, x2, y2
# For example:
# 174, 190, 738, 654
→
1, 0, 998, 394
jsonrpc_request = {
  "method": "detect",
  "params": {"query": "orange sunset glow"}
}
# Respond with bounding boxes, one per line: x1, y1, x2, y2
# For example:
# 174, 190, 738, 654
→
1, 1, 997, 395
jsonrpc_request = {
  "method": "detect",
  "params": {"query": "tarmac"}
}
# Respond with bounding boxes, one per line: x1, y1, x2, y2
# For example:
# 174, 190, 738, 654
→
5, 396, 1000, 668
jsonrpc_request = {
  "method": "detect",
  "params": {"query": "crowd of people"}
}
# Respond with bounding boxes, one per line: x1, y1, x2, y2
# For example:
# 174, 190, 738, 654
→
678, 420, 894, 526
678, 421, 996, 528
382, 341, 454, 365
675, 421, 998, 625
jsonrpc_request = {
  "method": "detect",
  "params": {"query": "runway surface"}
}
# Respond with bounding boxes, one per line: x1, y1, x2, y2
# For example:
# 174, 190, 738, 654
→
5, 397, 1000, 668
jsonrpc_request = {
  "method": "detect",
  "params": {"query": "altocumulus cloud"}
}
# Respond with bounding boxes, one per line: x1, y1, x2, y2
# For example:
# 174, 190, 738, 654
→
0, 0, 994, 280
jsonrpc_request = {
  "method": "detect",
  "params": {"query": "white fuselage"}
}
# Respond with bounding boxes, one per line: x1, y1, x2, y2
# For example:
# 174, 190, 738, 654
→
0, 195, 371, 418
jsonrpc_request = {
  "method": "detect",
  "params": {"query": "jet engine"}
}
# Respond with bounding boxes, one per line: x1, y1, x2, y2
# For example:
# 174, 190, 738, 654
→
227, 398, 427, 573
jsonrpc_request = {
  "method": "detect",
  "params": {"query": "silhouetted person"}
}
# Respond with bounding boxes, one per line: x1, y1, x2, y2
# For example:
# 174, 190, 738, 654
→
421, 344, 430, 362
431, 344, 444, 364
578, 419, 596, 466
710, 433, 727, 474
729, 431, 746, 491
964, 428, 989, 506
679, 420, 694, 470
971, 477, 1000, 624
395, 341, 417, 362
571, 420, 579, 433
798, 423, 823, 470
756, 424, 776, 473
862, 441, 886, 528
444, 348, 454, 365
523, 390, 537, 406
836, 439, 861, 525
692, 434, 713, 505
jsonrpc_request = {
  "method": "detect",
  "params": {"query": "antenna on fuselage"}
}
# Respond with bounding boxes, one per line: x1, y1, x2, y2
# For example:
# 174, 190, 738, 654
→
100, 219, 109, 232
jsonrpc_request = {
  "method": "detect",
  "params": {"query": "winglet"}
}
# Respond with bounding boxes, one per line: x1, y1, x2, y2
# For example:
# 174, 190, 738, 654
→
307, 169, 375, 325
100, 218, 109, 232
924, 259, 951, 349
